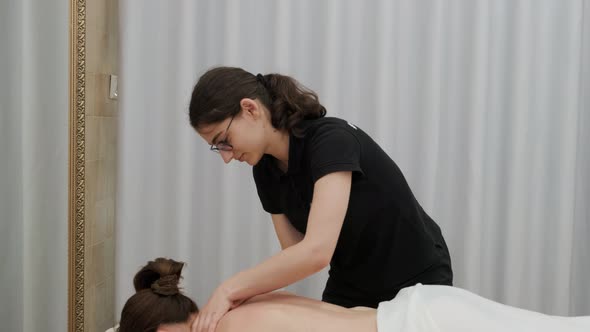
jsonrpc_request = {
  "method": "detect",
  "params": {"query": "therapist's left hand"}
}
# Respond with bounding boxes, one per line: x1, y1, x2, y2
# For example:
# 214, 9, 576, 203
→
191, 285, 243, 332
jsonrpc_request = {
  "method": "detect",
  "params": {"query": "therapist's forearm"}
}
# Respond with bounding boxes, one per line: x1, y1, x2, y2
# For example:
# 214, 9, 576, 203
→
222, 240, 328, 302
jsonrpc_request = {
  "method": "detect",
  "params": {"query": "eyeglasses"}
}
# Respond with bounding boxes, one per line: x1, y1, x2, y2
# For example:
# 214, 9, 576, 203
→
210, 114, 236, 153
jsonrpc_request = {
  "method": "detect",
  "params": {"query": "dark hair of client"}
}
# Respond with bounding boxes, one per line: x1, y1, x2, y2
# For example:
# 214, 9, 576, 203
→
118, 258, 199, 332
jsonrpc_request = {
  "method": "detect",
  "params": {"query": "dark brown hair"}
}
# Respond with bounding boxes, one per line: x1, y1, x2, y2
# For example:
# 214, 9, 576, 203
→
118, 258, 198, 332
189, 66, 326, 137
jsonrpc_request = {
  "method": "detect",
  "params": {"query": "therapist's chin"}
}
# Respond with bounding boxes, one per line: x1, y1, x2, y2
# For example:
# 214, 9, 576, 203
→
241, 153, 262, 166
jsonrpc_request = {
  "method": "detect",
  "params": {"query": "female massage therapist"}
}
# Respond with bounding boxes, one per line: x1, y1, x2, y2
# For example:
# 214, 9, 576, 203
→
189, 66, 453, 332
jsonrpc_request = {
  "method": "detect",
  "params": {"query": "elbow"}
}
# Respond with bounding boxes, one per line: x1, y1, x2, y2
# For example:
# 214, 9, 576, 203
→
306, 243, 332, 271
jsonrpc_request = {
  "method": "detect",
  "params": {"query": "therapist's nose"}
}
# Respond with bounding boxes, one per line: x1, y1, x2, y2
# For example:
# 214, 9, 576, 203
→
220, 150, 234, 163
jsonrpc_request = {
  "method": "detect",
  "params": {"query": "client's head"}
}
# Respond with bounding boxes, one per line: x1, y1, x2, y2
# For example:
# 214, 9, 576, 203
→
118, 258, 199, 332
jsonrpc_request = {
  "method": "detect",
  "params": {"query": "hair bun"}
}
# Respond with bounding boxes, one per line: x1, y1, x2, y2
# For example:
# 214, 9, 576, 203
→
151, 274, 180, 296
133, 258, 185, 296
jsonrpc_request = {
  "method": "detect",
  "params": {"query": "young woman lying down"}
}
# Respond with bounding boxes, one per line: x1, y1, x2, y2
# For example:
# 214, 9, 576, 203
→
118, 258, 589, 332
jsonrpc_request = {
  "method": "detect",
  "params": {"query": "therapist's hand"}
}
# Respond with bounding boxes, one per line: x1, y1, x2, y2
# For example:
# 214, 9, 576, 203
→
191, 285, 244, 332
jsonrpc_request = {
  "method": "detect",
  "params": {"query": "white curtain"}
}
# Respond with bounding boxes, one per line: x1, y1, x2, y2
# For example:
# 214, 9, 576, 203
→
0, 0, 69, 331
116, 0, 590, 318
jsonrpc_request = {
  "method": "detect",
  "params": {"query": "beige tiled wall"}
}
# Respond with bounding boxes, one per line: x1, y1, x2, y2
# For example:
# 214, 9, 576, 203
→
85, 0, 119, 331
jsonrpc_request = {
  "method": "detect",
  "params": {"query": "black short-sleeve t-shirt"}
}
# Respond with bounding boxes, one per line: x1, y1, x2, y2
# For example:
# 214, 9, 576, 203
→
253, 117, 450, 300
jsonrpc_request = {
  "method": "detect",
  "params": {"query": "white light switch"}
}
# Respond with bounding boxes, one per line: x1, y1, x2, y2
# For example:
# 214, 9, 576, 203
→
109, 75, 118, 100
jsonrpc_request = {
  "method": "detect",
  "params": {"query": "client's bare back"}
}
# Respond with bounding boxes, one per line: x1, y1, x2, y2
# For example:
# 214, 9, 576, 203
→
216, 291, 377, 332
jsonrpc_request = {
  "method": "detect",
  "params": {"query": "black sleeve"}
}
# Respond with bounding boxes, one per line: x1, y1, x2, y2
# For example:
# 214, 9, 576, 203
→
308, 126, 364, 183
252, 164, 282, 214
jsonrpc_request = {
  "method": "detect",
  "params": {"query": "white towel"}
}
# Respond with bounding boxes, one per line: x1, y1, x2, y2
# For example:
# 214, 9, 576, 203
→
377, 284, 590, 332
377, 284, 440, 332
105, 324, 119, 332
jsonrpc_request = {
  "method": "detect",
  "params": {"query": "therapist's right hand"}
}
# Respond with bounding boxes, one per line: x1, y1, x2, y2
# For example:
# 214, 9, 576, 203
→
191, 285, 244, 332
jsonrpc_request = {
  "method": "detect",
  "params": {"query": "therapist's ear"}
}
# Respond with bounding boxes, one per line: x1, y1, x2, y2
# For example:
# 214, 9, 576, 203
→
240, 98, 262, 120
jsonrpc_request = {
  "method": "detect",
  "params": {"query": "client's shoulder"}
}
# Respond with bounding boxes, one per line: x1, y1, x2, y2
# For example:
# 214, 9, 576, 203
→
216, 309, 251, 332
216, 295, 294, 332
243, 290, 295, 304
